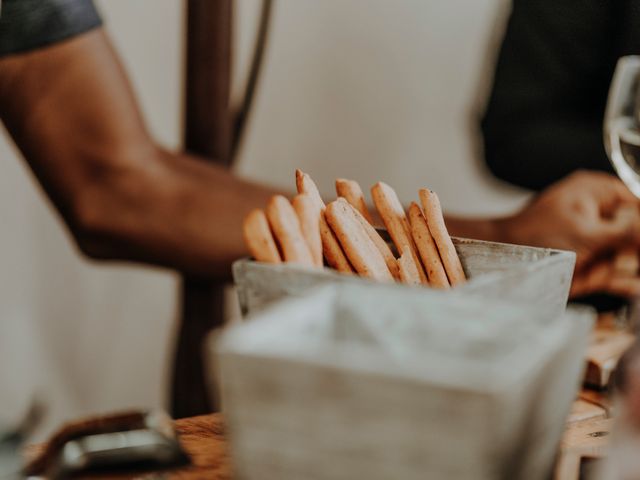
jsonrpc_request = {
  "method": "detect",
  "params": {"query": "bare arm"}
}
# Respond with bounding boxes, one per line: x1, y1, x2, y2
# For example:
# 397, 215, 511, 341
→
0, 29, 280, 279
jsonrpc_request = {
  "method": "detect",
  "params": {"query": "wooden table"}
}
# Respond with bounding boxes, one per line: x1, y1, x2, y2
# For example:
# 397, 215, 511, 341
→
557, 392, 614, 480
162, 414, 231, 480
26, 414, 232, 480
27, 389, 613, 480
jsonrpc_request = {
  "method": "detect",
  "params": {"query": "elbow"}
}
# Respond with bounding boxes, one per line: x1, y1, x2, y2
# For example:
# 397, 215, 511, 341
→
68, 204, 115, 261
67, 181, 128, 261
65, 144, 162, 260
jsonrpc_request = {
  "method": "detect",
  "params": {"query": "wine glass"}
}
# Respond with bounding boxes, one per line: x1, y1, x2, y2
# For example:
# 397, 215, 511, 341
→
604, 56, 640, 198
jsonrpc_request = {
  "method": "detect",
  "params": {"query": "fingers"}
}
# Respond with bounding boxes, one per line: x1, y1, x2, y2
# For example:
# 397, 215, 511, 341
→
243, 209, 282, 263
614, 246, 640, 277
611, 205, 640, 275
419, 189, 466, 286
266, 195, 315, 266
336, 178, 374, 223
292, 194, 323, 267
590, 203, 640, 257
325, 198, 393, 281
571, 260, 640, 299
371, 182, 428, 284
567, 170, 638, 208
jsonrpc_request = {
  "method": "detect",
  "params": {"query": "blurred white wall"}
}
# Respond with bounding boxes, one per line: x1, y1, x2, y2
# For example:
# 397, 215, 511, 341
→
235, 0, 530, 215
0, 0, 529, 438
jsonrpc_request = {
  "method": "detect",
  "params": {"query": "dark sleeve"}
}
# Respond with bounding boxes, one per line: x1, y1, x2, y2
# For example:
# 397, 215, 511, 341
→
0, 0, 102, 57
480, 0, 619, 191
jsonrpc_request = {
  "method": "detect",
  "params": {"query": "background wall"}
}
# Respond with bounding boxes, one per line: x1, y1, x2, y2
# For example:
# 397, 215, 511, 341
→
0, 0, 529, 439
234, 0, 529, 215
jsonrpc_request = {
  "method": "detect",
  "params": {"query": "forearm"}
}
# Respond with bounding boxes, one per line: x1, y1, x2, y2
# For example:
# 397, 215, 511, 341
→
0, 29, 280, 278
69, 144, 274, 277
444, 215, 506, 244
73, 146, 281, 277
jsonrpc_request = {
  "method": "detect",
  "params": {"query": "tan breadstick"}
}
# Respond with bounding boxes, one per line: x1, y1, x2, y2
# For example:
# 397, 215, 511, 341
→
243, 209, 282, 264
292, 194, 323, 267
613, 205, 640, 276
296, 169, 324, 208
419, 189, 466, 285
408, 202, 450, 289
296, 169, 354, 273
336, 178, 374, 223
346, 203, 400, 279
397, 249, 422, 285
266, 195, 314, 266
371, 182, 428, 284
325, 199, 394, 282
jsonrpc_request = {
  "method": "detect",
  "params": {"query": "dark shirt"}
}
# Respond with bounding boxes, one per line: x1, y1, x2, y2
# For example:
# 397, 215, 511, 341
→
481, 0, 640, 191
0, 0, 101, 57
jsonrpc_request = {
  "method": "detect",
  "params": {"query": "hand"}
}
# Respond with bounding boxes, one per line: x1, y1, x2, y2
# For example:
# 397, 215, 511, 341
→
497, 171, 640, 298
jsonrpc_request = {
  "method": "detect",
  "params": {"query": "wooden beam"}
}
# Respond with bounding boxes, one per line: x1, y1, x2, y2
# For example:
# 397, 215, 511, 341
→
171, 0, 233, 418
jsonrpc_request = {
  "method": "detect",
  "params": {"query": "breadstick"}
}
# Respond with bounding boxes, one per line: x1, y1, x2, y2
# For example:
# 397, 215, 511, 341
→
408, 202, 450, 288
325, 199, 393, 281
419, 189, 466, 285
243, 209, 282, 264
266, 195, 314, 266
296, 169, 324, 208
296, 169, 354, 273
347, 202, 400, 279
371, 182, 428, 284
336, 178, 374, 223
613, 205, 640, 276
292, 193, 323, 267
397, 249, 422, 286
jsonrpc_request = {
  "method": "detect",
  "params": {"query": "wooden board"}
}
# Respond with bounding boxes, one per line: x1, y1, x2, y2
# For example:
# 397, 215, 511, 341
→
555, 418, 614, 480
579, 389, 615, 416
566, 399, 607, 424
584, 317, 635, 388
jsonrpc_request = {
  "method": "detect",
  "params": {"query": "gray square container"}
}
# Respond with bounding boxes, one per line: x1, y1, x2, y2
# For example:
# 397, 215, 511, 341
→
215, 284, 593, 480
233, 237, 576, 319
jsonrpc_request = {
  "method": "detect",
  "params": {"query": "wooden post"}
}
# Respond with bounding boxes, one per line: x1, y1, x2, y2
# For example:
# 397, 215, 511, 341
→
171, 0, 233, 418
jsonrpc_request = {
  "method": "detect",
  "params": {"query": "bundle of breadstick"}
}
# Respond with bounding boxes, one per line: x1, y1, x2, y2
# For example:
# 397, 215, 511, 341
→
242, 170, 466, 288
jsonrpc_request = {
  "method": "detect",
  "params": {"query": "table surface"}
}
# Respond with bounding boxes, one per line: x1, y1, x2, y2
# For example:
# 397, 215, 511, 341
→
27, 317, 625, 480
26, 414, 231, 480
26, 389, 613, 480
164, 414, 231, 480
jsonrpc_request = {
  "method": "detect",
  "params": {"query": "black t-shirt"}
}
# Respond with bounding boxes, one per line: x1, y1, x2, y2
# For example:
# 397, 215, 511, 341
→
481, 0, 640, 191
0, 0, 102, 57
